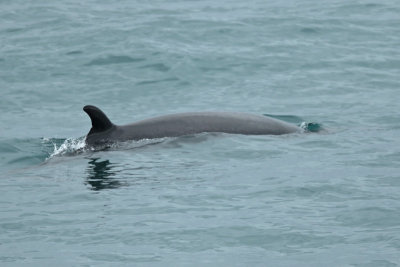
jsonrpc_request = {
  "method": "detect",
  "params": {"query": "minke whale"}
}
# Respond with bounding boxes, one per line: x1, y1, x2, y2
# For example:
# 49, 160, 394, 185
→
83, 105, 301, 146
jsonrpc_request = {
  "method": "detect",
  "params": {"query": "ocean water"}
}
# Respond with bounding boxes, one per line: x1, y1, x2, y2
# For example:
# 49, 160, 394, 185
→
1, 0, 400, 266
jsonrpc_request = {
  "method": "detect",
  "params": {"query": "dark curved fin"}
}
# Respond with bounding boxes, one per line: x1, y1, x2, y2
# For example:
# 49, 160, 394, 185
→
83, 105, 114, 134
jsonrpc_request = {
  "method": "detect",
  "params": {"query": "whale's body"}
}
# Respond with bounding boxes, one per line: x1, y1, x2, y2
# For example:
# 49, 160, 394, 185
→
83, 105, 300, 146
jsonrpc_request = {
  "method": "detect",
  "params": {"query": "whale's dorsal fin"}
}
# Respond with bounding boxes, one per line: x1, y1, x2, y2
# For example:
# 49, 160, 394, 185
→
83, 105, 114, 134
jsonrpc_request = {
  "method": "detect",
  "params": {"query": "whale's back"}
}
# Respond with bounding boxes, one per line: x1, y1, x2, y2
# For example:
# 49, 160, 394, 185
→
84, 106, 300, 145
118, 112, 300, 141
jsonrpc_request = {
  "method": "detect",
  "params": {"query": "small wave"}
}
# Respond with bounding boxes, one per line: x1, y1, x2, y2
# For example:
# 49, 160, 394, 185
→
0, 138, 72, 171
135, 77, 179, 86
84, 55, 145, 66
300, 27, 319, 34
66, 50, 83, 55
139, 63, 170, 72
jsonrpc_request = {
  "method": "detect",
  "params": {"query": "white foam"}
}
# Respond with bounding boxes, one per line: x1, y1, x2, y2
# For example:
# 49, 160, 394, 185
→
299, 122, 308, 131
48, 137, 87, 159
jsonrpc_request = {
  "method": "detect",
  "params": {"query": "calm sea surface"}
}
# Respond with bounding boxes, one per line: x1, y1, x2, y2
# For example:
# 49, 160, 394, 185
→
1, 0, 400, 266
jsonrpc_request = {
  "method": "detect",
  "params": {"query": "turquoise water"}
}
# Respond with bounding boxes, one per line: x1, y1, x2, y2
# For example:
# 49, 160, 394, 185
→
1, 0, 400, 266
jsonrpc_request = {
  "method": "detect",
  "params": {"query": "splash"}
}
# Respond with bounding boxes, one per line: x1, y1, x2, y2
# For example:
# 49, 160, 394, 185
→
45, 137, 168, 160
264, 114, 323, 133
299, 122, 323, 133
47, 137, 88, 159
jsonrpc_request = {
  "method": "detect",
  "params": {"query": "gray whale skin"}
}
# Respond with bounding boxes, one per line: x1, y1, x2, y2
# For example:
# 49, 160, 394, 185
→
83, 105, 300, 146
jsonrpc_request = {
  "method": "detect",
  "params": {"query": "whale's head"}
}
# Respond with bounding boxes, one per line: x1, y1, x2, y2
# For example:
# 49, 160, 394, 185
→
83, 105, 117, 147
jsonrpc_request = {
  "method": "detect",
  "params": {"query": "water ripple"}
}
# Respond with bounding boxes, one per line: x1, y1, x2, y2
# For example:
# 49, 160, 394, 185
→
84, 55, 145, 66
